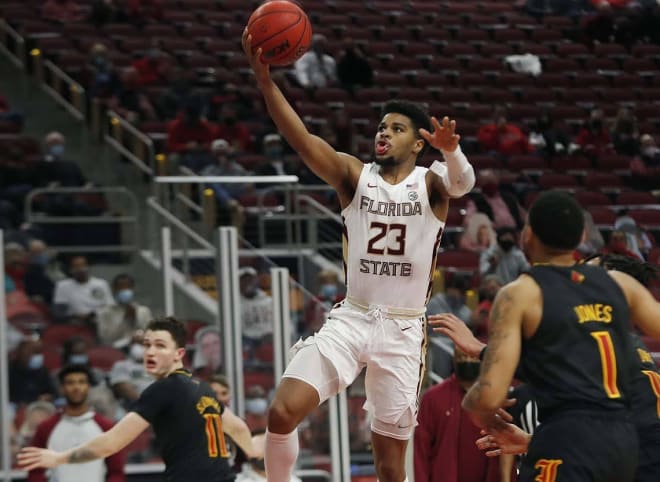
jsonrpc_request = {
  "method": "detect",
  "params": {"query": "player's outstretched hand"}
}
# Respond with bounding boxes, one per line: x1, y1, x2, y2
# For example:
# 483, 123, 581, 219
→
428, 313, 486, 358
419, 116, 460, 152
242, 28, 271, 85
476, 423, 531, 457
17, 447, 64, 471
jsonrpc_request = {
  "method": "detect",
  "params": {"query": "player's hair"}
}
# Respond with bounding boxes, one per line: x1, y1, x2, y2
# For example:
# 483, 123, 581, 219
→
585, 253, 659, 287
380, 100, 432, 158
58, 363, 95, 385
529, 191, 584, 251
146, 316, 188, 348
209, 374, 230, 389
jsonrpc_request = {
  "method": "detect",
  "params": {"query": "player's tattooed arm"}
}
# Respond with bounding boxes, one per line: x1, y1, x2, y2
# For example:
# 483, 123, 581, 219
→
463, 284, 523, 429
69, 448, 98, 464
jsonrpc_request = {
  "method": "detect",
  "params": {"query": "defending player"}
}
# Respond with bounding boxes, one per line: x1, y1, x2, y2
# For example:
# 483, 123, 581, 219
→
448, 191, 660, 482
18, 317, 258, 482
242, 28, 475, 482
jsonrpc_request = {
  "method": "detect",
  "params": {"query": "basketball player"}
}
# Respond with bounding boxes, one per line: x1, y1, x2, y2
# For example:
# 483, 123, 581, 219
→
18, 317, 258, 482
242, 30, 475, 482
438, 254, 660, 482
453, 191, 660, 482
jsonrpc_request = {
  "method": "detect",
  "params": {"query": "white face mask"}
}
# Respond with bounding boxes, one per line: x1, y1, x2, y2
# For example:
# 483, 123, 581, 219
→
244, 398, 268, 415
130, 343, 145, 362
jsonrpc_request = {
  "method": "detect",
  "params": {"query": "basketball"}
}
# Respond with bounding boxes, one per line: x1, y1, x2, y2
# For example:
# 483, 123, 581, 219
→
247, 1, 312, 66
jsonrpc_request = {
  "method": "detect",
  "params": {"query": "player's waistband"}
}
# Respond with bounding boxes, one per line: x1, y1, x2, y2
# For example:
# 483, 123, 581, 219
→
540, 404, 631, 423
345, 296, 426, 319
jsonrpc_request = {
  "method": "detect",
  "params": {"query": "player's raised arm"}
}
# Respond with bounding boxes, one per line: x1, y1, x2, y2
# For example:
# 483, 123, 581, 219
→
242, 29, 361, 196
420, 116, 475, 199
462, 282, 524, 428
18, 413, 149, 471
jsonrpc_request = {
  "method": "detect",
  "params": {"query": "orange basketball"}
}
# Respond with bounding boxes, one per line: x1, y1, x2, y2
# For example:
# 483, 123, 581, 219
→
247, 1, 312, 66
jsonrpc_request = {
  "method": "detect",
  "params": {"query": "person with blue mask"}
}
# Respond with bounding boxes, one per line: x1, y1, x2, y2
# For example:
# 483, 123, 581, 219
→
96, 273, 153, 349
8, 336, 58, 405
24, 239, 57, 305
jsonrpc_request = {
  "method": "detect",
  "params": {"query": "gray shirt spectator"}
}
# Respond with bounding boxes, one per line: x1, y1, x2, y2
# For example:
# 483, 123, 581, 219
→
479, 228, 530, 284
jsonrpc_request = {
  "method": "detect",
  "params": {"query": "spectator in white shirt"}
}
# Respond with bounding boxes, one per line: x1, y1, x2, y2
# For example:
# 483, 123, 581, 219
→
53, 256, 112, 324
96, 274, 153, 348
293, 34, 337, 90
109, 331, 154, 410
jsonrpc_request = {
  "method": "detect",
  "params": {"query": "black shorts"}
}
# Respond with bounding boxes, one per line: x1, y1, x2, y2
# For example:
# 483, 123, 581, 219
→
519, 412, 638, 482
636, 428, 660, 482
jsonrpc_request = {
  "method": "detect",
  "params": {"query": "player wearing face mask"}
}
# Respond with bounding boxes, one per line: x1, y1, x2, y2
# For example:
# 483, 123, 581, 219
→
479, 227, 530, 285
96, 274, 153, 349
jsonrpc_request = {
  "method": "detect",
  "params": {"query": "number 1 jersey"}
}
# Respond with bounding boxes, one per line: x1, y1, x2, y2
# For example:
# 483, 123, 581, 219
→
341, 163, 444, 315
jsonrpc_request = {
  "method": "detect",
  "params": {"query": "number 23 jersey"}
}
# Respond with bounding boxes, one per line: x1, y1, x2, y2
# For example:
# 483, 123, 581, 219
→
341, 163, 445, 314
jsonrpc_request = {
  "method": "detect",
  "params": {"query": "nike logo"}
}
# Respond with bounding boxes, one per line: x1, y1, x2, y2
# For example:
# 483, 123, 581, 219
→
367, 183, 377, 188
397, 424, 412, 429
401, 327, 412, 331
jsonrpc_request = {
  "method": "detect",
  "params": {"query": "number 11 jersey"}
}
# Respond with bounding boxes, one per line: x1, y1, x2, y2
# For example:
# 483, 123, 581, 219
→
341, 163, 445, 315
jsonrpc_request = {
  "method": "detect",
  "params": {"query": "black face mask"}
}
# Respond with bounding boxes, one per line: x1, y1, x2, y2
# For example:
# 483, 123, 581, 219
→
591, 120, 602, 131
499, 239, 515, 252
455, 362, 481, 382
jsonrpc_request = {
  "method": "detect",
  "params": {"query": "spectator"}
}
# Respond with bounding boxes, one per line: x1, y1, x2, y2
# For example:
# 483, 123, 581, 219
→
42, 0, 84, 22
108, 67, 158, 124
27, 364, 126, 482
254, 134, 293, 192
601, 229, 642, 259
109, 331, 154, 409
53, 255, 113, 324
87, 43, 122, 100
479, 227, 530, 284
200, 139, 252, 202
131, 47, 169, 86
9, 337, 58, 405
465, 170, 526, 230
527, 109, 570, 158
459, 212, 496, 254
471, 275, 504, 339
426, 276, 472, 325
336, 39, 373, 93
293, 34, 337, 90
0, 94, 24, 129
239, 267, 274, 355
576, 210, 606, 257
215, 104, 253, 153
610, 107, 640, 156
17, 401, 57, 450
631, 133, 660, 188
236, 432, 295, 482
96, 273, 153, 349
192, 326, 223, 381
208, 374, 231, 407
41, 132, 86, 186
415, 348, 511, 482
166, 98, 216, 171
4, 242, 27, 291
156, 67, 194, 120
243, 386, 269, 433
477, 106, 532, 157
303, 269, 344, 337
24, 239, 56, 305
574, 108, 612, 159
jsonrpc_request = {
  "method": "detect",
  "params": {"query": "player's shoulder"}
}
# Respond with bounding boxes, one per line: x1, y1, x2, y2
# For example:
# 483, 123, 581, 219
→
500, 274, 540, 299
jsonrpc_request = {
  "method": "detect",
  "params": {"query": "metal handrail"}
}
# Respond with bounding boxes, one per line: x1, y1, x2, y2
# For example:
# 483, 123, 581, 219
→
41, 59, 86, 121
0, 19, 25, 68
147, 196, 213, 250
105, 110, 156, 175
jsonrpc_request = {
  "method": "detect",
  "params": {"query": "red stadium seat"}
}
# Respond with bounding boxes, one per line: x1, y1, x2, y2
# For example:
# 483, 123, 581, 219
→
596, 154, 632, 171
627, 209, 660, 227
87, 346, 126, 372
435, 250, 479, 272
244, 370, 275, 391
584, 172, 625, 190
538, 173, 579, 190
615, 191, 657, 206
574, 191, 611, 207
587, 206, 617, 226
42, 324, 95, 346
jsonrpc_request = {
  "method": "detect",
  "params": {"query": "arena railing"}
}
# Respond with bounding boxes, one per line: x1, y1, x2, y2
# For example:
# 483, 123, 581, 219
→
32, 55, 87, 122
104, 110, 156, 176
24, 186, 139, 255
0, 19, 25, 69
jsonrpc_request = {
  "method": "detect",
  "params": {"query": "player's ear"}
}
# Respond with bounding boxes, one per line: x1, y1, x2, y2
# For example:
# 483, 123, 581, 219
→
175, 347, 186, 361
412, 138, 424, 155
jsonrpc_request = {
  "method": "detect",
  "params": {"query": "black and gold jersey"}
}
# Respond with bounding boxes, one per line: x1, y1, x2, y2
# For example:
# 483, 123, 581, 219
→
630, 334, 660, 433
132, 369, 234, 482
521, 264, 635, 421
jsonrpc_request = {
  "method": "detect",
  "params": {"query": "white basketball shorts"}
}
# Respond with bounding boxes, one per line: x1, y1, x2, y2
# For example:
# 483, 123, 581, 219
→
283, 300, 427, 439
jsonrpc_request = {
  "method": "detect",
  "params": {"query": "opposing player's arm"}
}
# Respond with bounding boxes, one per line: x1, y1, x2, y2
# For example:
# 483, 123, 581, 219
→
18, 413, 149, 470
609, 270, 660, 339
221, 407, 259, 459
421, 117, 475, 199
242, 29, 361, 196
462, 282, 524, 428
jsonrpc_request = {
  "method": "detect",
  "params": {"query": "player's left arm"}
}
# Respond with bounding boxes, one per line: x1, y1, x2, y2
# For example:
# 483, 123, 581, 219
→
221, 407, 260, 459
609, 270, 660, 339
18, 413, 149, 471
462, 282, 524, 429
421, 116, 475, 199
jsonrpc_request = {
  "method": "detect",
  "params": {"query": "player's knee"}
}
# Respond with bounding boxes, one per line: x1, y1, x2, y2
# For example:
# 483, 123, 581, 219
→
267, 399, 300, 433
374, 459, 405, 482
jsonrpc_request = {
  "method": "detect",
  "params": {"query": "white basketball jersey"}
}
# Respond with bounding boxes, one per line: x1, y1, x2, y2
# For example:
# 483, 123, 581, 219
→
341, 163, 445, 314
